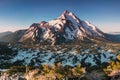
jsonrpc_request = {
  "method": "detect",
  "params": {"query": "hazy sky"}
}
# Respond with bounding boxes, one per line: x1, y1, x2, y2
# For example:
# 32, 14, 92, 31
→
0, 0, 120, 33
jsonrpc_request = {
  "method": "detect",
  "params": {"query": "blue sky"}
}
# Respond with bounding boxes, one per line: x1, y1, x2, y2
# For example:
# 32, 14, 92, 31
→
0, 0, 120, 33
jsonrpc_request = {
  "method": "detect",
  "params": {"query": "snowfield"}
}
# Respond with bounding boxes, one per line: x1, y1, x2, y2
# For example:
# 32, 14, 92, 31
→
9, 47, 117, 67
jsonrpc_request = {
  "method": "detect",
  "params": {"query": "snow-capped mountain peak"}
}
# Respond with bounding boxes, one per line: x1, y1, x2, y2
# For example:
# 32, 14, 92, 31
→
20, 10, 105, 45
58, 10, 80, 24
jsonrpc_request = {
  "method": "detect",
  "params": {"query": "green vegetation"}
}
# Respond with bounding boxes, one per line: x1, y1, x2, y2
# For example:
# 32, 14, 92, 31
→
104, 54, 120, 76
0, 44, 13, 55
40, 63, 85, 79
3, 63, 85, 80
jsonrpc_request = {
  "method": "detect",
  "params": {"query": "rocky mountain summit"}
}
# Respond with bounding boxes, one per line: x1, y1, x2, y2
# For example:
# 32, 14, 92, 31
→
19, 10, 105, 45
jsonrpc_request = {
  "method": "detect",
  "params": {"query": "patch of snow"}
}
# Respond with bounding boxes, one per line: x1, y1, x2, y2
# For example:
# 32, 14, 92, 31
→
11, 50, 39, 65
64, 27, 74, 40
100, 52, 116, 63
85, 55, 96, 66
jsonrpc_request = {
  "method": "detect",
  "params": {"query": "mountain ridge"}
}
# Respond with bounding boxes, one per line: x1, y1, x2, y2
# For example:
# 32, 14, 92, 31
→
0, 31, 13, 38
0, 30, 26, 43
